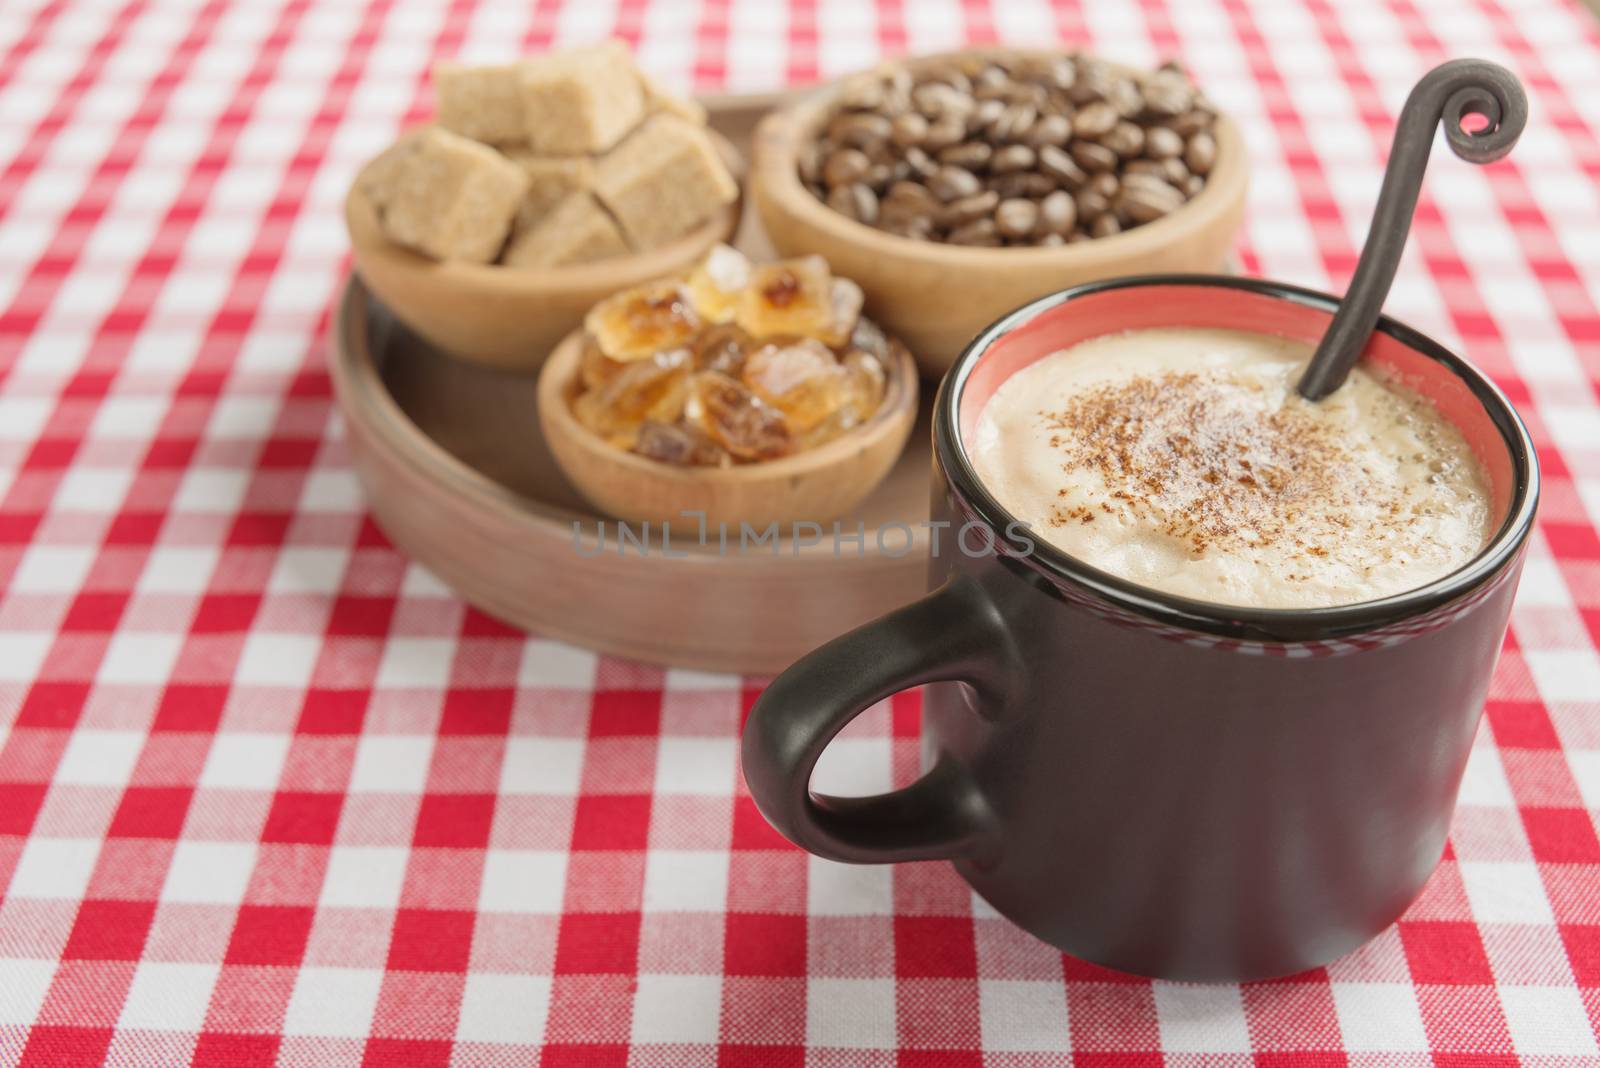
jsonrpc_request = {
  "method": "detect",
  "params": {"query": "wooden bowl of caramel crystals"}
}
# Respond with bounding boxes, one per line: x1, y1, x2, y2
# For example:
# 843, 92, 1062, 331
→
752, 48, 1248, 376
537, 245, 918, 528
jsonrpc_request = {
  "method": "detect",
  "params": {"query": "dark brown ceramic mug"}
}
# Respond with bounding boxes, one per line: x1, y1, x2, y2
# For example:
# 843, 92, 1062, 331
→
741, 275, 1540, 982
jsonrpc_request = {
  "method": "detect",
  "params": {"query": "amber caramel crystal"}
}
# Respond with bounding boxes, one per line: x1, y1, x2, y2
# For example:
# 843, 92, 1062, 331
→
580, 334, 625, 390
816, 278, 865, 348
573, 347, 691, 447
570, 246, 895, 467
684, 371, 792, 460
844, 349, 887, 411
742, 339, 838, 403
736, 255, 836, 339
685, 244, 752, 323
692, 322, 753, 376
585, 281, 702, 360
635, 420, 729, 467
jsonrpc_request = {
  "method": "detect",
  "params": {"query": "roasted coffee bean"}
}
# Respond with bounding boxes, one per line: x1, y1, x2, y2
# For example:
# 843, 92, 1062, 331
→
940, 190, 1000, 227
1169, 109, 1213, 138
1123, 158, 1166, 177
838, 75, 885, 111
822, 148, 871, 187
1023, 113, 1072, 148
919, 61, 969, 90
992, 103, 1038, 142
909, 84, 944, 119
983, 60, 1015, 82
830, 112, 893, 147
1070, 139, 1119, 173
880, 202, 929, 230
1090, 214, 1122, 238
914, 82, 973, 121
1185, 174, 1205, 197
1144, 125, 1184, 160
885, 179, 940, 210
1009, 82, 1049, 109
987, 172, 1055, 198
862, 137, 896, 164
1011, 54, 1050, 80
956, 55, 990, 77
923, 116, 967, 151
1038, 189, 1078, 235
901, 146, 938, 178
1038, 232, 1066, 247
968, 98, 1006, 134
1104, 121, 1145, 158
1042, 89, 1075, 117
1116, 173, 1185, 222
1160, 157, 1190, 185
1184, 131, 1216, 175
995, 198, 1039, 240
928, 164, 983, 201
939, 142, 993, 170
891, 112, 929, 147
1071, 101, 1117, 139
1025, 55, 1076, 92
1118, 171, 1171, 194
879, 85, 913, 118
1075, 188, 1111, 222
947, 217, 1000, 245
1037, 144, 1089, 189
1108, 79, 1145, 119
1089, 171, 1120, 199
926, 68, 973, 96
990, 144, 1036, 174
1142, 72, 1194, 118
882, 215, 934, 241
1068, 59, 1112, 105
865, 163, 895, 190
974, 64, 1010, 92
827, 182, 879, 224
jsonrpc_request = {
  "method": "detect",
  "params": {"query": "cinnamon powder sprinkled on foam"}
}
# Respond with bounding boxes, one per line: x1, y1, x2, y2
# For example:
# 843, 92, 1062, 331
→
1040, 370, 1377, 561
970, 327, 1493, 609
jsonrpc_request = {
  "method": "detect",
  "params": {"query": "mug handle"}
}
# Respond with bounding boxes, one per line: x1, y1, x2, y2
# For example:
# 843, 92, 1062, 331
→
741, 578, 1014, 864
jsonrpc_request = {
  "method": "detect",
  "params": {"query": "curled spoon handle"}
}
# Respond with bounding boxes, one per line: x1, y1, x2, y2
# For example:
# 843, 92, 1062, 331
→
1296, 59, 1527, 401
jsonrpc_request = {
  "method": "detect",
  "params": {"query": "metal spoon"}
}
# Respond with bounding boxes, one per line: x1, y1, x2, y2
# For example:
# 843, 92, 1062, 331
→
1296, 58, 1528, 401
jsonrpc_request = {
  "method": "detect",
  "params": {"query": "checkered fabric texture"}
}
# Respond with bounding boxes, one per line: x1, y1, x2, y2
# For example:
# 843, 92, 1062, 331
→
2, 0, 1599, 1064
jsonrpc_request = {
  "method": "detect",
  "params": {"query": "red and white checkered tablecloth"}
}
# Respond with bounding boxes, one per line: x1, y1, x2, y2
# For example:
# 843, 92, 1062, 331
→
2, 0, 1599, 1063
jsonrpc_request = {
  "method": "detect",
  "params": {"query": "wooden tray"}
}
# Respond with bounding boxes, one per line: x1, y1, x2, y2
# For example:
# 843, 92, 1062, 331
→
331, 92, 933, 675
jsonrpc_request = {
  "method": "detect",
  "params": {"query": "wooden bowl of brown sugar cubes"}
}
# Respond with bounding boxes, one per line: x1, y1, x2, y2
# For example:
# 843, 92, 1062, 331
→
346, 41, 743, 372
752, 48, 1248, 376
536, 245, 918, 528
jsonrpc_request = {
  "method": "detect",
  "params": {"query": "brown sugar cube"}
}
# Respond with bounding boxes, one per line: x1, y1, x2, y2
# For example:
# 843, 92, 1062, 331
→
358, 129, 425, 212
433, 63, 525, 144
639, 70, 707, 125
502, 191, 629, 268
382, 128, 530, 263
592, 113, 737, 249
501, 149, 595, 228
518, 41, 645, 155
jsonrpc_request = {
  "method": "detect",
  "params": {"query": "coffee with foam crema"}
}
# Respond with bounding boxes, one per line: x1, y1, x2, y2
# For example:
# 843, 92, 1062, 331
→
971, 327, 1492, 609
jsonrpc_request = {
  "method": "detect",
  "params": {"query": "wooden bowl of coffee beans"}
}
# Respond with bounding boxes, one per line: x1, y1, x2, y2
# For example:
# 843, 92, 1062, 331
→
751, 48, 1248, 376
